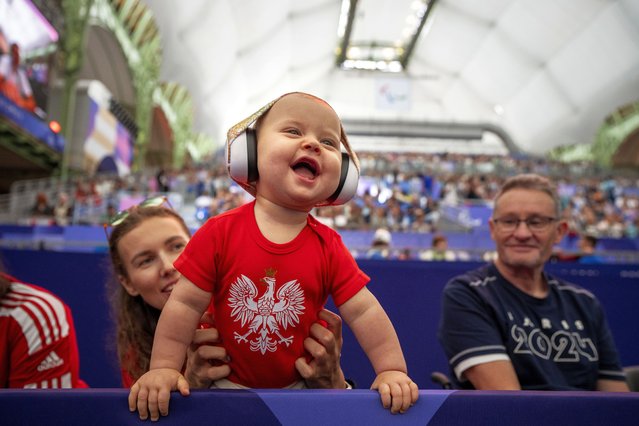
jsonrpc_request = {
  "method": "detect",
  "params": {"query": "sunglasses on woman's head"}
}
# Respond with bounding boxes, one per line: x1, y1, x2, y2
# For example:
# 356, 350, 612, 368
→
103, 196, 172, 239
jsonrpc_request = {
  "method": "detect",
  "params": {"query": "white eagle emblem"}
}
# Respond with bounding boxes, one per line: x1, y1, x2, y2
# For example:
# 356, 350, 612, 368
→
228, 268, 305, 354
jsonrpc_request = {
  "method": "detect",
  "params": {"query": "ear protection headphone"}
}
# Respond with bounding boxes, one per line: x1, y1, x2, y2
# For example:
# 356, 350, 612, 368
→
228, 127, 359, 206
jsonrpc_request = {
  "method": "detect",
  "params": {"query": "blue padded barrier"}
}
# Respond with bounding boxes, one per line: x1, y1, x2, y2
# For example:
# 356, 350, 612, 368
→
0, 389, 638, 426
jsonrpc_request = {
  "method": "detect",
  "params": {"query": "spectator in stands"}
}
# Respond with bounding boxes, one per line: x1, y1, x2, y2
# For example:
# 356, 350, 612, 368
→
129, 92, 416, 420
419, 234, 457, 261
1, 267, 87, 388
410, 208, 432, 232
438, 173, 629, 391
194, 189, 214, 225
156, 169, 170, 193
53, 192, 72, 226
101, 204, 117, 226
30, 191, 54, 224
577, 234, 605, 264
31, 191, 53, 214
106, 198, 347, 391
597, 211, 625, 239
626, 216, 639, 239
0, 42, 36, 112
369, 205, 387, 229
366, 228, 393, 259
73, 181, 88, 203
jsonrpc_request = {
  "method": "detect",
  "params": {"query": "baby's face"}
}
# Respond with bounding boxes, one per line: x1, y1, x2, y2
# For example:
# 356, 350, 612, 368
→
255, 93, 344, 211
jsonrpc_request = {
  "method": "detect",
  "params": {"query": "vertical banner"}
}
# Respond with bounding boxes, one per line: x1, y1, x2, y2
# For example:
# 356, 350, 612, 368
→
82, 81, 133, 176
375, 77, 411, 111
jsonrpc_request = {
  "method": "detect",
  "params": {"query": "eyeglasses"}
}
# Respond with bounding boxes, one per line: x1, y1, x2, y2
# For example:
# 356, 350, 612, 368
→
103, 196, 172, 239
492, 216, 558, 233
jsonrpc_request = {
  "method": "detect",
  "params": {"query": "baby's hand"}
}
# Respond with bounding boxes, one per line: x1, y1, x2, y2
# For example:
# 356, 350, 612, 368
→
128, 368, 190, 421
371, 370, 419, 414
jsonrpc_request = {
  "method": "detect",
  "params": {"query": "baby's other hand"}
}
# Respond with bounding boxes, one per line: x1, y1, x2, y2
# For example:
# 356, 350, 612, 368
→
371, 370, 419, 414
128, 368, 190, 421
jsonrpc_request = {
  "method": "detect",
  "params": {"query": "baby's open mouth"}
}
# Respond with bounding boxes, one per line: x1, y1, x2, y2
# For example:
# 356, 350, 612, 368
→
292, 159, 318, 179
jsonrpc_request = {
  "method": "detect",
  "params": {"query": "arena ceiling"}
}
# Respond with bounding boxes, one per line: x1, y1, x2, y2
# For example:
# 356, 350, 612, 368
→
141, 0, 639, 156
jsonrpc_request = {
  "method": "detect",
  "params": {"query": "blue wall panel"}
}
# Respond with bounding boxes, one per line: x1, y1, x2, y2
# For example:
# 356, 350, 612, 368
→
1, 249, 637, 389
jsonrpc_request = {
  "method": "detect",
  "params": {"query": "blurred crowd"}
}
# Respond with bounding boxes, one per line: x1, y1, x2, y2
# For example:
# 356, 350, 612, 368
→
24, 152, 639, 241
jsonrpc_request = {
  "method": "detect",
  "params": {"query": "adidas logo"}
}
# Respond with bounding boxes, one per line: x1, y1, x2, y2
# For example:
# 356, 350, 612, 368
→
37, 351, 64, 371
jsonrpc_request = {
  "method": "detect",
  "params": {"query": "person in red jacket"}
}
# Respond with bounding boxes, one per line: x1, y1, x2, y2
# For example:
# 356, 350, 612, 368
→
0, 270, 87, 388
0, 42, 36, 112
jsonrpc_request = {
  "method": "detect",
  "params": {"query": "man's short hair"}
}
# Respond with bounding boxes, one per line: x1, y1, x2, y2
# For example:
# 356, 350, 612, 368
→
493, 174, 561, 217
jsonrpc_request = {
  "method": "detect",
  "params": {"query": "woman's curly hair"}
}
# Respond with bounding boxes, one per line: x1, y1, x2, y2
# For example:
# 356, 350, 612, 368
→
106, 205, 190, 383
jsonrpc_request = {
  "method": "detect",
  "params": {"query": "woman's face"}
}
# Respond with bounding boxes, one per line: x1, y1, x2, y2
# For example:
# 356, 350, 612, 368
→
117, 216, 190, 310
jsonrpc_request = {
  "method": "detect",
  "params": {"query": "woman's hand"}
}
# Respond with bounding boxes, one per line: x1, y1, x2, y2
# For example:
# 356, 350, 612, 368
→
295, 308, 347, 389
184, 312, 231, 389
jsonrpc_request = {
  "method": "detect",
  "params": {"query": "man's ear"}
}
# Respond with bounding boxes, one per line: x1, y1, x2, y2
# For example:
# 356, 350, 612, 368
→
118, 275, 139, 297
488, 218, 496, 241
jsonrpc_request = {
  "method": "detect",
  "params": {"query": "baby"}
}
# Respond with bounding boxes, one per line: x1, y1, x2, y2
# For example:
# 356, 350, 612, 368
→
129, 92, 418, 420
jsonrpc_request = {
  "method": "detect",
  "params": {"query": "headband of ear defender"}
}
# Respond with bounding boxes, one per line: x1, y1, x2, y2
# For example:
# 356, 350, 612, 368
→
227, 126, 360, 206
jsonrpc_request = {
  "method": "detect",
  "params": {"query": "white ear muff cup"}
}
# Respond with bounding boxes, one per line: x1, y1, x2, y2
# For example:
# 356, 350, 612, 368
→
228, 127, 258, 185
326, 152, 359, 206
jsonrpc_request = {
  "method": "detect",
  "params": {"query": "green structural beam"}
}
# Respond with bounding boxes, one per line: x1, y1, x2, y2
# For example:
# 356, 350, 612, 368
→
593, 101, 639, 167
95, 0, 162, 171
59, 0, 95, 180
549, 101, 639, 167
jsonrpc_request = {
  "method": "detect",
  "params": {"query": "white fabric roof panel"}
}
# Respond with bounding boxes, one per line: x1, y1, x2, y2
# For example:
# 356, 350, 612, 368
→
141, 0, 639, 155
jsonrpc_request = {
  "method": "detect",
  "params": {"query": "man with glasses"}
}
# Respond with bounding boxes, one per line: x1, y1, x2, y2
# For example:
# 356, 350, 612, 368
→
438, 174, 629, 391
